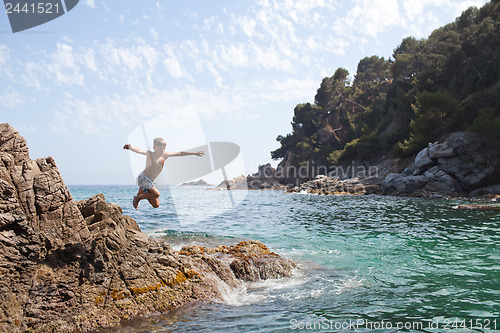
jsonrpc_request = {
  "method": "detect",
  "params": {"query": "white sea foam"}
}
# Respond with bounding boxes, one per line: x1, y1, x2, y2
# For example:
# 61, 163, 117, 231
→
332, 276, 366, 294
213, 268, 308, 306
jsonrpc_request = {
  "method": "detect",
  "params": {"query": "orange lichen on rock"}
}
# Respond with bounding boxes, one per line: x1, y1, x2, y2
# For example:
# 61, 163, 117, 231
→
226, 241, 279, 258
129, 282, 164, 296
166, 270, 187, 287
178, 245, 206, 256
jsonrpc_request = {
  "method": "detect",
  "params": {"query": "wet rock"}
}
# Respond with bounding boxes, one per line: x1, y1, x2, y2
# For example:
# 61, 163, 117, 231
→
455, 204, 500, 211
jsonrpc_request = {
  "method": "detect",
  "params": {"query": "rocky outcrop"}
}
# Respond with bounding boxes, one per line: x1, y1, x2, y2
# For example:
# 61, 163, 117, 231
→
0, 124, 295, 332
216, 164, 288, 190
180, 179, 212, 186
382, 132, 500, 197
287, 175, 381, 195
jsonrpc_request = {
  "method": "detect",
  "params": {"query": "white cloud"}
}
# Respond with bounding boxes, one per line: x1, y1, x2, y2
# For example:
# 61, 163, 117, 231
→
150, 27, 158, 41
163, 57, 184, 78
236, 16, 257, 37
219, 44, 249, 68
0, 86, 28, 108
446, 0, 488, 17
341, 0, 402, 38
0, 45, 11, 69
252, 43, 293, 71
50, 87, 231, 134
19, 62, 45, 90
117, 48, 143, 71
163, 45, 186, 79
85, 0, 96, 9
49, 43, 84, 86
82, 49, 97, 71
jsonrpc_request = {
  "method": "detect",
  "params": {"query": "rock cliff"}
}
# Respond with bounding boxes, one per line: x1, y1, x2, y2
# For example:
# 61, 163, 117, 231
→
382, 132, 500, 197
0, 124, 295, 332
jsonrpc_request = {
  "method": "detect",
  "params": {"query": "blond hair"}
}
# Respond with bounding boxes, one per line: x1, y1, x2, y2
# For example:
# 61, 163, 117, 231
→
153, 137, 166, 147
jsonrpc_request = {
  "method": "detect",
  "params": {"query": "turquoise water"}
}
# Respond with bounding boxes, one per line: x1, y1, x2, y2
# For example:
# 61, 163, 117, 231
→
69, 186, 500, 332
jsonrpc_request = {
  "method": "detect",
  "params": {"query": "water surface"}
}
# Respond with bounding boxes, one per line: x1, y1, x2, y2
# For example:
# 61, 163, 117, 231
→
69, 186, 500, 332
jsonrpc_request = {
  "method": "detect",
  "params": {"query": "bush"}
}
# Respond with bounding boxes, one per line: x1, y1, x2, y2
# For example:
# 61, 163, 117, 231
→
467, 107, 500, 142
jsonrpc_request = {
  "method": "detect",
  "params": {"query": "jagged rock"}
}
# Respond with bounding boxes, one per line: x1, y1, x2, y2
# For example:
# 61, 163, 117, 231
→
382, 131, 500, 197
382, 168, 465, 196
0, 124, 296, 333
436, 132, 500, 188
421, 167, 465, 195
216, 174, 249, 190
428, 141, 455, 159
469, 184, 500, 197
414, 147, 433, 169
288, 175, 381, 195
382, 173, 428, 195
216, 164, 288, 190
403, 168, 413, 176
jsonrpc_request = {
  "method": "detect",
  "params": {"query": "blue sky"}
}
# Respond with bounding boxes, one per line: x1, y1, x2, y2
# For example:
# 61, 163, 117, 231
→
0, 0, 488, 185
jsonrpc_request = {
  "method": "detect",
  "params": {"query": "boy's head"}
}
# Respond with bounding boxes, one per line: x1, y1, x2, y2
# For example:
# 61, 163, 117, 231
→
153, 137, 167, 148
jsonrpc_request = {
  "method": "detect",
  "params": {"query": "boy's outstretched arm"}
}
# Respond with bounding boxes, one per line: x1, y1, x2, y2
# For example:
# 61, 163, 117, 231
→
163, 150, 205, 158
123, 144, 147, 155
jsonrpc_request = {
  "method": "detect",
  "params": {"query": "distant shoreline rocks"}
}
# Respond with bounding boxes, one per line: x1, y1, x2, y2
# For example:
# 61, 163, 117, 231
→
180, 179, 212, 186
217, 131, 499, 199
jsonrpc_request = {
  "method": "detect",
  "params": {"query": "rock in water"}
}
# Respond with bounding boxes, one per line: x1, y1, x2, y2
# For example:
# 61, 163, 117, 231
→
382, 131, 500, 197
0, 124, 295, 332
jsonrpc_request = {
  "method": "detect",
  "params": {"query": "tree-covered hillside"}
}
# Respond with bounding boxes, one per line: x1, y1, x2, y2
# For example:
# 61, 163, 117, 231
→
272, 0, 500, 169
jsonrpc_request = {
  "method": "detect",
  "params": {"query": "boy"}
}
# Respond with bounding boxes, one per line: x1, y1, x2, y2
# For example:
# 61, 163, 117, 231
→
123, 138, 204, 209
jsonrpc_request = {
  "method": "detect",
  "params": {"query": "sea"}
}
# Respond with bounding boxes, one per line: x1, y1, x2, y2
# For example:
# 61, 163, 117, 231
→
68, 185, 500, 333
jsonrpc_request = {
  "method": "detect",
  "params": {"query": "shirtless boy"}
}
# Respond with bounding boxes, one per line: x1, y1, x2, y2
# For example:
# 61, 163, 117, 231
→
123, 138, 204, 209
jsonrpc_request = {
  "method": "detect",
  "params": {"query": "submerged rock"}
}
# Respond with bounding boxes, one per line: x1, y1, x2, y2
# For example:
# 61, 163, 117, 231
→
0, 124, 295, 333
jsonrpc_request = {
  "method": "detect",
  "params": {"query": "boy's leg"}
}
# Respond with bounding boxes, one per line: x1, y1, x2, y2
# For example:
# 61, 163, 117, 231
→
146, 187, 160, 208
133, 188, 144, 209
134, 187, 160, 209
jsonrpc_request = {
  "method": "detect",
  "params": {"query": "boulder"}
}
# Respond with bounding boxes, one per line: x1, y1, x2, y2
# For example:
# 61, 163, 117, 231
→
421, 167, 465, 195
382, 131, 500, 197
414, 147, 433, 169
382, 173, 428, 195
428, 141, 455, 159
437, 132, 500, 188
382, 168, 465, 196
469, 184, 500, 197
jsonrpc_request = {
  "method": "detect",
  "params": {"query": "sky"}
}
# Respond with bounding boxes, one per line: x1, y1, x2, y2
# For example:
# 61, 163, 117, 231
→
0, 0, 488, 185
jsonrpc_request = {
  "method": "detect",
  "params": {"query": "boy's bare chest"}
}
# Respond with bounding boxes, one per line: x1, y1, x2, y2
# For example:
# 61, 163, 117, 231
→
146, 154, 165, 168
